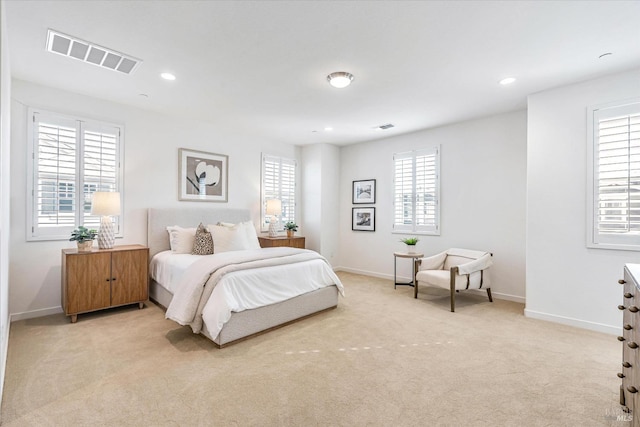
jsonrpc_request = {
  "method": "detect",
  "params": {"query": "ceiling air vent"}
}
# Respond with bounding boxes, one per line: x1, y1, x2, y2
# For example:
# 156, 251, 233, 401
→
46, 29, 142, 75
378, 123, 395, 130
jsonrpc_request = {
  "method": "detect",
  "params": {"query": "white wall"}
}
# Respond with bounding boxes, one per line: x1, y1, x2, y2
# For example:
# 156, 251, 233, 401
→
0, 0, 12, 411
301, 143, 340, 266
9, 79, 298, 319
337, 110, 527, 301
526, 68, 640, 334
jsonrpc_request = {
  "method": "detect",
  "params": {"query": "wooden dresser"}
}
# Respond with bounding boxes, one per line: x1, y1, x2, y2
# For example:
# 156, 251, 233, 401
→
258, 236, 305, 249
620, 264, 640, 425
61, 244, 149, 322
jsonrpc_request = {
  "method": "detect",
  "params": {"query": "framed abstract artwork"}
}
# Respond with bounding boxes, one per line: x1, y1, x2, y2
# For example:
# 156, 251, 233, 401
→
352, 179, 376, 204
178, 148, 228, 202
352, 207, 375, 232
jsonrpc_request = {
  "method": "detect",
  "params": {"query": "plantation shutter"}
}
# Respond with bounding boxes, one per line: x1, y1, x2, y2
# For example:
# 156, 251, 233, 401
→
262, 154, 296, 231
594, 107, 640, 241
393, 147, 440, 234
28, 109, 123, 241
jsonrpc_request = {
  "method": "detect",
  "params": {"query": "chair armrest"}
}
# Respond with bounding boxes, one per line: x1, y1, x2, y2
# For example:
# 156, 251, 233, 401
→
417, 251, 447, 271
456, 253, 493, 275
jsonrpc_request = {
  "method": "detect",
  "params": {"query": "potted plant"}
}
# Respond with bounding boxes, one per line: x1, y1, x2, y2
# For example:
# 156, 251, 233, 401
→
284, 221, 298, 238
70, 226, 98, 251
400, 236, 419, 253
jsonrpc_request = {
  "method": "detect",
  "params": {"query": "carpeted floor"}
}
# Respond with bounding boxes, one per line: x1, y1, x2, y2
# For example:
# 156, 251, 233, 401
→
0, 272, 628, 426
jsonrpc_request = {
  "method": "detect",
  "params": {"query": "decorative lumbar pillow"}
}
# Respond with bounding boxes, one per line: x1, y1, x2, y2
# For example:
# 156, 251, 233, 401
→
209, 221, 260, 252
192, 223, 214, 255
166, 226, 197, 254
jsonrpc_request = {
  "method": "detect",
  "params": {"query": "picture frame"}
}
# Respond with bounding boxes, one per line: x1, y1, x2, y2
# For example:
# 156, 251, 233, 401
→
352, 179, 376, 204
178, 148, 228, 202
352, 207, 375, 232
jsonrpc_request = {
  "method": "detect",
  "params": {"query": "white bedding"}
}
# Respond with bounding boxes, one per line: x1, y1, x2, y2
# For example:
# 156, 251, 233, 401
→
153, 248, 344, 340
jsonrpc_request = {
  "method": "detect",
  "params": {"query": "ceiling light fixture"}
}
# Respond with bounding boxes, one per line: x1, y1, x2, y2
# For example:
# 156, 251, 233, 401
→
327, 72, 354, 89
499, 77, 516, 85
324, 127, 333, 131
161, 72, 176, 81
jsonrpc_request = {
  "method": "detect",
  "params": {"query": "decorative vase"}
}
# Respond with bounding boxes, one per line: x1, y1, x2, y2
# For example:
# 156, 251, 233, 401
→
286, 230, 294, 238
77, 240, 93, 251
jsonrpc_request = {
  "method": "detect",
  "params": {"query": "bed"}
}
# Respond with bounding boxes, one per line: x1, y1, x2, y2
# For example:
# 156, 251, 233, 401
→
147, 208, 343, 347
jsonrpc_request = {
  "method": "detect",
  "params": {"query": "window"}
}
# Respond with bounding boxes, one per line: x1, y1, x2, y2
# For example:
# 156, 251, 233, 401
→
261, 154, 296, 231
393, 147, 440, 235
587, 99, 640, 250
27, 108, 123, 241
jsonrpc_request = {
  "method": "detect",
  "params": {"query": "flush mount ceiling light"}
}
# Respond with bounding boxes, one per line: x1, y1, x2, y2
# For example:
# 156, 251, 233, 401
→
46, 29, 141, 75
160, 72, 176, 81
499, 77, 516, 85
327, 72, 354, 89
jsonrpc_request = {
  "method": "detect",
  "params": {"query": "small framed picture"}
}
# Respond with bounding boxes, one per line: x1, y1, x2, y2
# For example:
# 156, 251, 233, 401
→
352, 207, 375, 232
178, 148, 228, 202
352, 179, 376, 204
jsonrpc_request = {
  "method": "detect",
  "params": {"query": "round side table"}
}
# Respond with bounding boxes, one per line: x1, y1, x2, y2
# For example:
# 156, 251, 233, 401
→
393, 252, 424, 289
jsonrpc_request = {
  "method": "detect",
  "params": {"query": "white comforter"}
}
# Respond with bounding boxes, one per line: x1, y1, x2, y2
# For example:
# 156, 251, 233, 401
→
164, 247, 344, 339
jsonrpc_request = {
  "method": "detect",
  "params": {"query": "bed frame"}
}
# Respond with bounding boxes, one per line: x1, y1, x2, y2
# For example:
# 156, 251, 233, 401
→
147, 208, 339, 347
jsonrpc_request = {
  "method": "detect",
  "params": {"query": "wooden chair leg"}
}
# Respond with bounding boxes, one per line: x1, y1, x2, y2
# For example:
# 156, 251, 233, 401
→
486, 288, 493, 302
414, 281, 418, 299
450, 267, 457, 312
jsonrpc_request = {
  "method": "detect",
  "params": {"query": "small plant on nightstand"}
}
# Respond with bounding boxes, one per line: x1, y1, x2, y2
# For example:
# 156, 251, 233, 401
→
400, 237, 419, 253
69, 226, 97, 251
284, 221, 298, 238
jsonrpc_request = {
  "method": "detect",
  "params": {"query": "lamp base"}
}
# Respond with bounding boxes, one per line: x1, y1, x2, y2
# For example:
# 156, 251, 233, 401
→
268, 217, 279, 237
98, 216, 116, 249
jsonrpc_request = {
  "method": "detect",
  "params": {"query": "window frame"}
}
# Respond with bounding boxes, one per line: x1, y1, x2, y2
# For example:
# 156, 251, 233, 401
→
260, 153, 297, 232
26, 108, 124, 241
392, 146, 441, 235
586, 98, 640, 251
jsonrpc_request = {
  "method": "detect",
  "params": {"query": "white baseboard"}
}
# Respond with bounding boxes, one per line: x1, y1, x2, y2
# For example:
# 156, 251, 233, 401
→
11, 306, 63, 322
524, 308, 619, 335
334, 266, 525, 303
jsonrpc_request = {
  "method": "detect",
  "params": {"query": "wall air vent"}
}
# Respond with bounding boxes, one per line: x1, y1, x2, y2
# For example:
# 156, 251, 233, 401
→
378, 123, 395, 130
46, 29, 142, 75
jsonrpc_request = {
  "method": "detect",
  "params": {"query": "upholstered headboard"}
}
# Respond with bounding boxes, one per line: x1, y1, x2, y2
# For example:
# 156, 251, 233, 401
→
147, 208, 251, 259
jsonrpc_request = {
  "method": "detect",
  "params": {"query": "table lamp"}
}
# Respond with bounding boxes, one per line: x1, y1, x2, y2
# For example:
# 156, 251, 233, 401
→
265, 199, 282, 237
91, 191, 121, 249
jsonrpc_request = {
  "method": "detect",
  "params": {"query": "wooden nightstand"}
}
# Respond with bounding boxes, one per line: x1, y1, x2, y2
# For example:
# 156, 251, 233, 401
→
258, 236, 305, 249
61, 244, 149, 323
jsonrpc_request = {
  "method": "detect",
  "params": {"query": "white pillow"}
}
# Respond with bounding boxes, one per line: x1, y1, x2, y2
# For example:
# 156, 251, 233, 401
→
209, 224, 248, 253
214, 221, 260, 250
166, 226, 197, 254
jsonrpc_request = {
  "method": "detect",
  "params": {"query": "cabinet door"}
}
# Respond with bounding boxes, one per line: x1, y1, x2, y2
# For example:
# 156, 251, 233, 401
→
111, 249, 148, 306
67, 252, 111, 314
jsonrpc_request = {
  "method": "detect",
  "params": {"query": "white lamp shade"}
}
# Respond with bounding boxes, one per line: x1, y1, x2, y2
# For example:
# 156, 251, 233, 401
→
91, 192, 121, 216
265, 199, 282, 216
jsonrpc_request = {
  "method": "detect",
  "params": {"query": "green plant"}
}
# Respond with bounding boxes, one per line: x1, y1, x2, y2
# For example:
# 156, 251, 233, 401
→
69, 226, 98, 243
284, 221, 298, 231
400, 237, 419, 245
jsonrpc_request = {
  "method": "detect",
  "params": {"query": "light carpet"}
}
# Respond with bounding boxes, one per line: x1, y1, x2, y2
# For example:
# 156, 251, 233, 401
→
0, 272, 627, 426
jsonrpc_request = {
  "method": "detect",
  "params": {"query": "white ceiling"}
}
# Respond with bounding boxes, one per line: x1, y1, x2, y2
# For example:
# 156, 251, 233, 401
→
5, 1, 640, 146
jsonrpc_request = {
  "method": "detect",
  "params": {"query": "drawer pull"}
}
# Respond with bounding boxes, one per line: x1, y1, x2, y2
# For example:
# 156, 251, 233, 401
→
625, 293, 634, 299
628, 386, 638, 394
619, 336, 627, 342
624, 362, 632, 368
630, 306, 639, 313
620, 279, 627, 285
629, 342, 639, 349
619, 372, 626, 378
619, 305, 627, 311
105, 278, 110, 282
625, 324, 633, 330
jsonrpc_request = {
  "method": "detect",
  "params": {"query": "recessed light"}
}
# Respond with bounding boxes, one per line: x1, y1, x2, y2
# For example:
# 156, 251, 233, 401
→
499, 77, 516, 85
324, 127, 333, 131
161, 72, 176, 81
138, 93, 148, 98
327, 72, 354, 89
